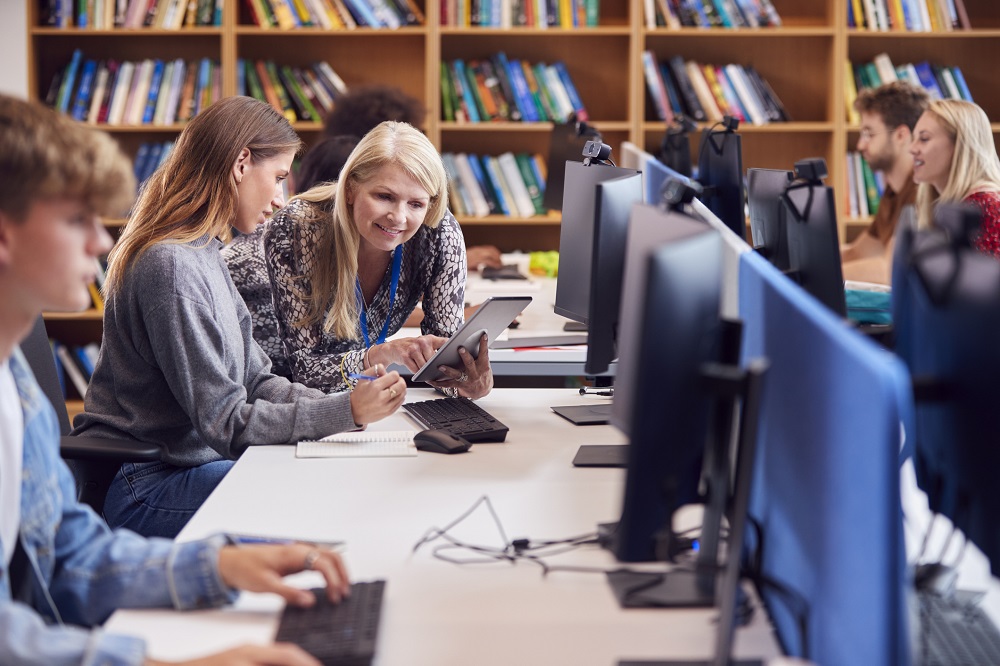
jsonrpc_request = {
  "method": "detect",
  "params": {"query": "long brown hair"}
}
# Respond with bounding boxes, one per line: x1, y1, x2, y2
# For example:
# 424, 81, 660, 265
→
105, 96, 301, 296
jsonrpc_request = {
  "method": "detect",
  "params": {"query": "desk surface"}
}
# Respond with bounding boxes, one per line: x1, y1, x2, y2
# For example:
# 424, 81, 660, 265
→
107, 388, 779, 665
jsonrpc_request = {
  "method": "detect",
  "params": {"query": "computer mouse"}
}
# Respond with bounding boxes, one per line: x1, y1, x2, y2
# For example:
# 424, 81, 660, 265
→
914, 562, 958, 599
413, 429, 472, 454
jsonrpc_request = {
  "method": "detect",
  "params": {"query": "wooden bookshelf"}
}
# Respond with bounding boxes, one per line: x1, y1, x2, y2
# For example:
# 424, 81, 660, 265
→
26, 0, 1000, 355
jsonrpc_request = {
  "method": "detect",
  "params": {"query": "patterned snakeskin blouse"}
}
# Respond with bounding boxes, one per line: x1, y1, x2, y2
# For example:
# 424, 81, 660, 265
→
223, 198, 467, 393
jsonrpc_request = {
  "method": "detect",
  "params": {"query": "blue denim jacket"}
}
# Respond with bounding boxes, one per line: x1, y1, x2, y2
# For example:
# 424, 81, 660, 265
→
1, 348, 237, 666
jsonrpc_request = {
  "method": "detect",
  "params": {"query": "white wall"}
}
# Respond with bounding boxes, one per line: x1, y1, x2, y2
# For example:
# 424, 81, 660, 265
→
0, 3, 28, 98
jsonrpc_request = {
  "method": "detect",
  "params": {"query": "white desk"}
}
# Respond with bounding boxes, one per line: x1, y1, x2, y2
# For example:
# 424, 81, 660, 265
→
107, 388, 778, 665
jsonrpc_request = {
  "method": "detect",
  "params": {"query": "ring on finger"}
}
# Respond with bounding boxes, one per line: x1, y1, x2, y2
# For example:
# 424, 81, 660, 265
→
458, 372, 469, 383
304, 550, 321, 570
389, 388, 397, 398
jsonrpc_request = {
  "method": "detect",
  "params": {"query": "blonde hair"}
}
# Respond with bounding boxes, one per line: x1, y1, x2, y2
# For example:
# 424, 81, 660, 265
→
0, 94, 134, 220
291, 121, 448, 339
105, 96, 302, 296
915, 99, 1000, 229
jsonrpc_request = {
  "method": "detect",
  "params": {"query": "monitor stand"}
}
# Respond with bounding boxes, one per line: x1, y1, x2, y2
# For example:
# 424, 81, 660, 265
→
572, 443, 628, 468
563, 321, 588, 332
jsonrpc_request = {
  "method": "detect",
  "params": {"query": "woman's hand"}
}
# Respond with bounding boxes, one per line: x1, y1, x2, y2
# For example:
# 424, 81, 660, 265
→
466, 245, 503, 271
429, 333, 493, 400
367, 335, 449, 373
147, 643, 322, 665
349, 364, 406, 425
217, 543, 350, 606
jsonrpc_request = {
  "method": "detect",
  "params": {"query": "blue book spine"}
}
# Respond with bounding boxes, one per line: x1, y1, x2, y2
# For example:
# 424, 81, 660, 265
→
71, 59, 97, 121
73, 346, 94, 379
506, 58, 539, 122
141, 142, 164, 183
467, 153, 498, 214
950, 67, 973, 102
133, 142, 152, 184
142, 60, 165, 125
481, 156, 511, 216
553, 61, 588, 122
914, 61, 944, 100
56, 49, 84, 114
237, 58, 246, 97
193, 58, 212, 118
50, 341, 66, 397
453, 60, 482, 122
342, 0, 381, 26
528, 154, 546, 198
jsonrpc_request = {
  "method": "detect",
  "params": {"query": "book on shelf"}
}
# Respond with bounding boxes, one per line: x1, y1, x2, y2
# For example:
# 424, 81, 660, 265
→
454, 153, 492, 217
514, 153, 546, 215
54, 341, 89, 400
497, 152, 537, 218
481, 156, 512, 216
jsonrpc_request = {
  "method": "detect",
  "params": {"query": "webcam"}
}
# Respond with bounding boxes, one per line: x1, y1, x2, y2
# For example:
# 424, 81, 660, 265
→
793, 157, 828, 183
720, 115, 740, 132
667, 115, 698, 136
582, 140, 613, 166
661, 176, 704, 208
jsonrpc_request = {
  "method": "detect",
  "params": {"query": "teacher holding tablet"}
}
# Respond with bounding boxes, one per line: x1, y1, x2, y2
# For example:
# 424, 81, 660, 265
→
224, 121, 494, 399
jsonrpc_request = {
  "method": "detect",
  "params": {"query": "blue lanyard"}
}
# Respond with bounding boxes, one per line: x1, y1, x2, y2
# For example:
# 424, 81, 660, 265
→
356, 245, 403, 347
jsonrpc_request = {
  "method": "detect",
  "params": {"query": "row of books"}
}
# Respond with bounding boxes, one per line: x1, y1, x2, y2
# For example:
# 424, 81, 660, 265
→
50, 339, 101, 400
847, 0, 970, 32
43, 0, 223, 28
644, 0, 782, 29
845, 53, 973, 123
246, 0, 425, 28
47, 50, 222, 126
440, 0, 598, 27
134, 140, 177, 190
642, 52, 789, 126
845, 151, 885, 220
236, 59, 348, 122
441, 54, 587, 124
442, 152, 547, 218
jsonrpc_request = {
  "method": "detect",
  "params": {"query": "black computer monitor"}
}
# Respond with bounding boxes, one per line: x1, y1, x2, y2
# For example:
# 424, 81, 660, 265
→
782, 160, 846, 317
584, 173, 644, 376
893, 204, 1000, 576
644, 156, 695, 208
746, 167, 793, 271
554, 160, 640, 325
542, 120, 602, 211
697, 122, 745, 240
659, 115, 697, 178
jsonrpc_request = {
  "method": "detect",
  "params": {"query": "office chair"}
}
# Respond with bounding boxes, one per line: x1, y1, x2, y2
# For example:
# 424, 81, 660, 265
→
19, 315, 161, 514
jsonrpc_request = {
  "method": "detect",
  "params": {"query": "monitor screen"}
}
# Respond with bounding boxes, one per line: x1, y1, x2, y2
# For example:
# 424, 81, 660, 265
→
893, 215, 1000, 576
554, 161, 640, 325
739, 249, 910, 664
746, 167, 793, 271
611, 208, 724, 563
584, 173, 644, 376
697, 128, 745, 240
782, 181, 846, 317
541, 122, 599, 211
644, 156, 694, 207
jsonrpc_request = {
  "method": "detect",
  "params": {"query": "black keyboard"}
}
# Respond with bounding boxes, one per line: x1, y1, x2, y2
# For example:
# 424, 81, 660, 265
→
920, 591, 1000, 665
403, 397, 509, 442
275, 580, 385, 666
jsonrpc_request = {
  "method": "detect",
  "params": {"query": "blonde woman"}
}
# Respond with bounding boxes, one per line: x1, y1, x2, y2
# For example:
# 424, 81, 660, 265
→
911, 99, 1000, 256
75, 97, 405, 538
224, 121, 493, 399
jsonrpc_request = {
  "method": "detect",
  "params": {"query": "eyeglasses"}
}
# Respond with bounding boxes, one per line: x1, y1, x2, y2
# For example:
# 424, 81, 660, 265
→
858, 128, 884, 141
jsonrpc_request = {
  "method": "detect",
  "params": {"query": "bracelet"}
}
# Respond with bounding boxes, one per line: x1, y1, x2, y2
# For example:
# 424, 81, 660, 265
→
364, 344, 374, 369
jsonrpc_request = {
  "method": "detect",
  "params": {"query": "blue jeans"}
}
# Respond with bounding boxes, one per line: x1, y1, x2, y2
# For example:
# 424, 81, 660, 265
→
104, 459, 235, 538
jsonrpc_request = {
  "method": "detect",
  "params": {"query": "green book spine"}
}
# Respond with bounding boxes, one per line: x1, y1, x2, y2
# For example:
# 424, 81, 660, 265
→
265, 60, 298, 122
514, 152, 545, 215
282, 65, 320, 122
860, 157, 880, 216
440, 61, 455, 121
245, 60, 266, 103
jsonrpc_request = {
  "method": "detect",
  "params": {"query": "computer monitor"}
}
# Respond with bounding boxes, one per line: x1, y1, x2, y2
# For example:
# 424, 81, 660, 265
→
739, 249, 911, 664
659, 115, 698, 178
781, 160, 846, 317
893, 204, 1000, 576
697, 123, 745, 240
554, 160, 640, 325
584, 173, 644, 375
542, 120, 602, 211
644, 156, 694, 208
746, 167, 794, 271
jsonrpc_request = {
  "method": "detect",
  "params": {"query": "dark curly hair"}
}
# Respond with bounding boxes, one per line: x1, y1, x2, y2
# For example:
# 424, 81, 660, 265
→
323, 85, 427, 138
296, 134, 361, 193
854, 81, 929, 132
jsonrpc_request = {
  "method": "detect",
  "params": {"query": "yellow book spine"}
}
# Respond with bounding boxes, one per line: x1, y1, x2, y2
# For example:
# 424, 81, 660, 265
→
87, 281, 105, 311
844, 60, 860, 125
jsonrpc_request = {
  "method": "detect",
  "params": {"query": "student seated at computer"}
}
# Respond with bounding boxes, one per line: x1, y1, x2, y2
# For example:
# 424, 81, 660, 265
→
316, 84, 503, 272
912, 99, 1000, 257
73, 97, 407, 539
0, 93, 348, 666
841, 82, 929, 284
223, 121, 494, 400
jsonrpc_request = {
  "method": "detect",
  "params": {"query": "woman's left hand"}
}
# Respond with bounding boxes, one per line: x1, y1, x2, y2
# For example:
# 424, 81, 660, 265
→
429, 333, 493, 400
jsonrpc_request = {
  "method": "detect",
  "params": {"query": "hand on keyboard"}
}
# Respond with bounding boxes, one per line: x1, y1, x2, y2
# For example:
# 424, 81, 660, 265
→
218, 543, 351, 605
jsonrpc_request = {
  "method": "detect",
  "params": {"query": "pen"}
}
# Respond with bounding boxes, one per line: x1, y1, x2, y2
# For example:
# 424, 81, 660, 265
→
226, 533, 346, 550
347, 373, 378, 382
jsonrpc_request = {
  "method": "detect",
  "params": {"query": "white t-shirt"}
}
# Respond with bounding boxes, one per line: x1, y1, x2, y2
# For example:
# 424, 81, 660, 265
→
0, 359, 24, 566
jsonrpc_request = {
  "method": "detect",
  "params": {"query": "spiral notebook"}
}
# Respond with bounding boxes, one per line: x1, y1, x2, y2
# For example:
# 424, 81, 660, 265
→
296, 431, 418, 458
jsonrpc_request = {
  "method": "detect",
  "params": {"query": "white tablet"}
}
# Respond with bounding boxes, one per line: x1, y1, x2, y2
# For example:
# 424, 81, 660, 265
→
412, 296, 533, 383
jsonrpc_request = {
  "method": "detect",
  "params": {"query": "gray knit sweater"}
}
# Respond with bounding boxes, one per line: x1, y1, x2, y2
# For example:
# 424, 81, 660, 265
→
72, 235, 356, 466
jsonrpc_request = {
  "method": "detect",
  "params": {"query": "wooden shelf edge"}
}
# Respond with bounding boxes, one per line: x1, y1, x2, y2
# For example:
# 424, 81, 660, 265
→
440, 26, 631, 35
456, 215, 560, 225
644, 26, 836, 37
235, 25, 428, 35
31, 27, 224, 36
43, 310, 104, 321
